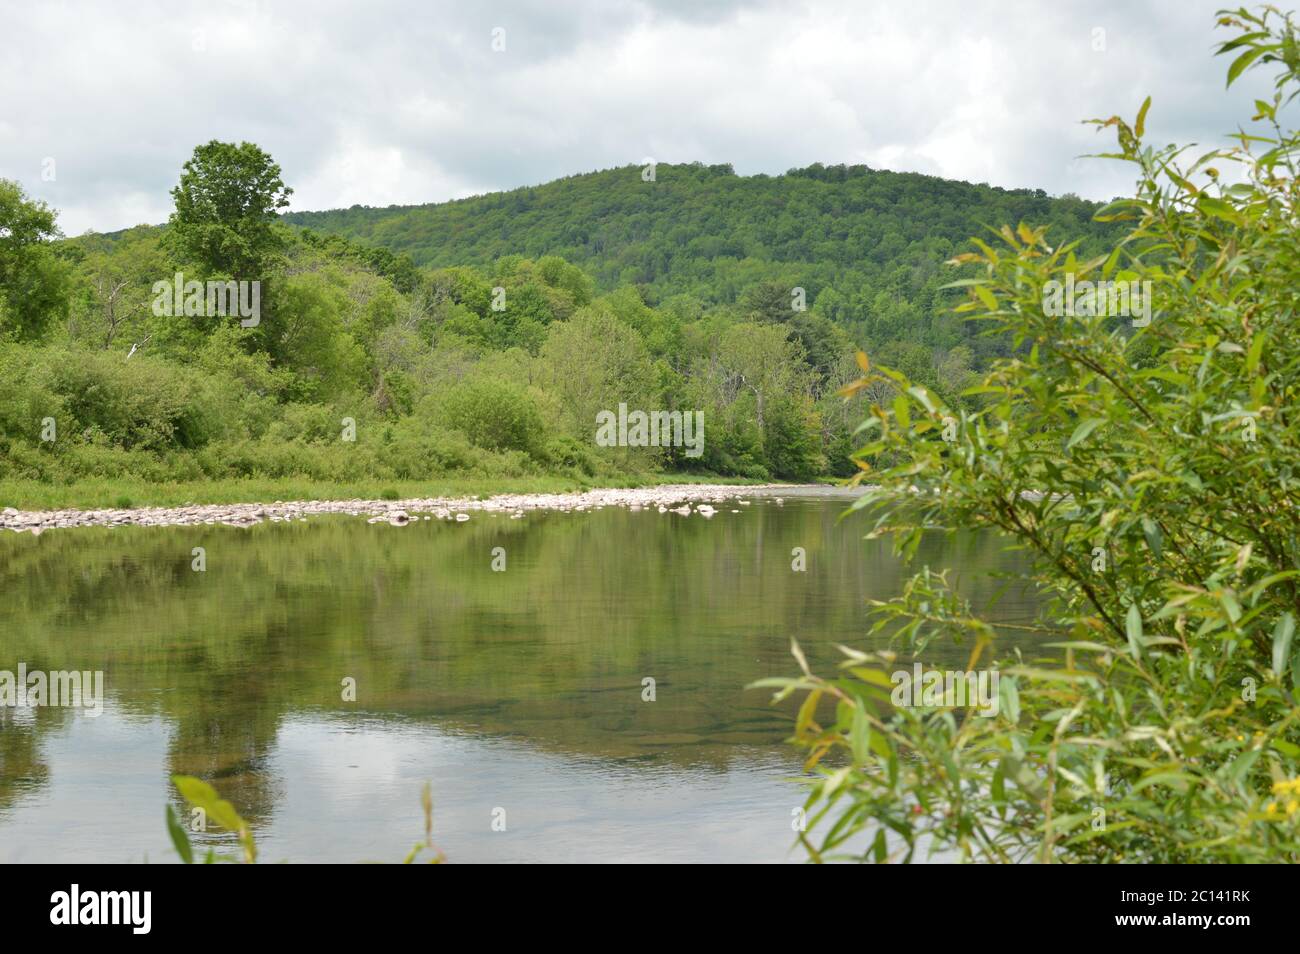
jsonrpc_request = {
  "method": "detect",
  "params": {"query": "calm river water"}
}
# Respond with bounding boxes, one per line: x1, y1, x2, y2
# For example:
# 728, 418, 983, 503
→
0, 487, 1037, 862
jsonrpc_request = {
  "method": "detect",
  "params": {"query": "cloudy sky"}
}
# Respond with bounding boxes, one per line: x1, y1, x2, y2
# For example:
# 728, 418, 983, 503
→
0, 0, 1279, 235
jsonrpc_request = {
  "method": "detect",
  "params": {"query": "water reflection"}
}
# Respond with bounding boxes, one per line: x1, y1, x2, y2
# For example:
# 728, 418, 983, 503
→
0, 489, 1037, 862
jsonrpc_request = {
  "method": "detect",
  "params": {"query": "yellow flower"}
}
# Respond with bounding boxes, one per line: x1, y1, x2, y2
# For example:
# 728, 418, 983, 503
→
1267, 779, 1300, 817
1271, 777, 1300, 798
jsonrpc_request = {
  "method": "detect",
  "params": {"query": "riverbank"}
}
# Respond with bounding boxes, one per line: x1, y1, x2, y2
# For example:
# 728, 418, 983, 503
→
0, 472, 790, 512
0, 481, 818, 534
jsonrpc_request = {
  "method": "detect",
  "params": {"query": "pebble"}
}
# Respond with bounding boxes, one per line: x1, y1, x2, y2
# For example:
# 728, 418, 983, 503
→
0, 484, 805, 535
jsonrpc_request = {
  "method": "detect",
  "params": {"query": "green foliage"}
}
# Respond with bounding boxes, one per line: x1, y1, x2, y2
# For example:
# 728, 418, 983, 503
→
0, 344, 223, 459
540, 433, 600, 476
4, 109, 1106, 491
167, 775, 444, 863
539, 306, 661, 466
167, 140, 293, 279
283, 161, 1116, 361
262, 269, 367, 400
169, 774, 256, 864
66, 227, 167, 350
761, 394, 825, 480
283, 160, 1125, 414
0, 179, 69, 340
766, 9, 1300, 863
438, 377, 546, 456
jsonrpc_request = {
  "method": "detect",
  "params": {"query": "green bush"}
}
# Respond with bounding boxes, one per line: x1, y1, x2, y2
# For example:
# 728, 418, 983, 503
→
382, 418, 483, 478
762, 395, 825, 480
437, 378, 546, 457
198, 437, 378, 481
541, 434, 599, 477
766, 9, 1300, 864
1, 346, 222, 451
263, 402, 345, 444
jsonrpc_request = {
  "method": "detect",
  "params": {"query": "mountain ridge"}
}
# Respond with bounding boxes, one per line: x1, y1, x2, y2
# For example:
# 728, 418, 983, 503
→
280, 161, 1117, 306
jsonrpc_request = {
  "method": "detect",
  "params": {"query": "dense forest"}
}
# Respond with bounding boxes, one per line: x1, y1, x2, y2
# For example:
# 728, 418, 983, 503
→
285, 161, 1119, 364
0, 150, 1117, 495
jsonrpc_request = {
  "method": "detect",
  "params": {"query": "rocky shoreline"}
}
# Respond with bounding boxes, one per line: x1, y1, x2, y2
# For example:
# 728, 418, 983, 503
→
0, 483, 807, 535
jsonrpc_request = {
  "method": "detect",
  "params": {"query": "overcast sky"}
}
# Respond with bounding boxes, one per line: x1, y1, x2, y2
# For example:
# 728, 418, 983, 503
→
0, 0, 1280, 235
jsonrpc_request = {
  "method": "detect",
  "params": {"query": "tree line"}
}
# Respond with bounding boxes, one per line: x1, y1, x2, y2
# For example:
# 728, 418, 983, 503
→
1, 143, 1114, 490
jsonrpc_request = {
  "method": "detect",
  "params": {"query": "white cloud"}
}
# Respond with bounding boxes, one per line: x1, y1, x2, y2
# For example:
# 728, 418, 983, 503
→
0, 0, 1279, 234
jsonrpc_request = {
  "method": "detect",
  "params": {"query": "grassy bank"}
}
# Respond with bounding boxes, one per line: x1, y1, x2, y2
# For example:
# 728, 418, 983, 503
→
0, 472, 784, 511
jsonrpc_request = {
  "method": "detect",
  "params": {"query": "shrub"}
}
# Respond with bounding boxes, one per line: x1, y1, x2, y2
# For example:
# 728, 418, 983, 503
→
541, 434, 598, 477
762, 395, 825, 479
765, 10, 1300, 864
437, 378, 546, 457
2, 346, 222, 451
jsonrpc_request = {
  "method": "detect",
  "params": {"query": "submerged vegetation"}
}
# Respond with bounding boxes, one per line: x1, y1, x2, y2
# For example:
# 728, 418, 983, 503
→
766, 8, 1300, 863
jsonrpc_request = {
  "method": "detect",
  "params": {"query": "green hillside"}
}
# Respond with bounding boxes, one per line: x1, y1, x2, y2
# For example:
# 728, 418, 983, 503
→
284, 162, 1117, 344
0, 149, 1126, 504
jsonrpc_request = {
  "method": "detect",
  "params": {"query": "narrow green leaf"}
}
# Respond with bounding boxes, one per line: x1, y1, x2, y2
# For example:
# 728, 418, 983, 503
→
1141, 516, 1163, 562
166, 805, 193, 865
871, 828, 887, 863
1226, 46, 1267, 86
999, 675, 1020, 724
1067, 418, 1103, 450
1126, 603, 1144, 658
796, 689, 823, 736
893, 394, 911, 430
850, 704, 871, 765
1272, 613, 1295, 677
172, 775, 246, 835
1135, 96, 1151, 137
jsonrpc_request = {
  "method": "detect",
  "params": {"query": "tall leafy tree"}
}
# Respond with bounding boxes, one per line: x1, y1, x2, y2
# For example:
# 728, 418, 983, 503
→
0, 178, 69, 340
167, 141, 293, 279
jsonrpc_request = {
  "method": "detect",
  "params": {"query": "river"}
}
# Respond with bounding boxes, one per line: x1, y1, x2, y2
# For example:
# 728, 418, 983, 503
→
0, 487, 1037, 862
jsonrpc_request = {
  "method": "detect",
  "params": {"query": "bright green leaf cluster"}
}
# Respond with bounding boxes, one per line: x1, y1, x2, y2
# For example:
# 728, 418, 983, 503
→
771, 6, 1300, 864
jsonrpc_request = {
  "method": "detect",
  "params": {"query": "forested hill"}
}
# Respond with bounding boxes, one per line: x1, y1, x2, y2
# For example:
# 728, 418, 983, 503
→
283, 161, 1117, 311
0, 149, 1126, 497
